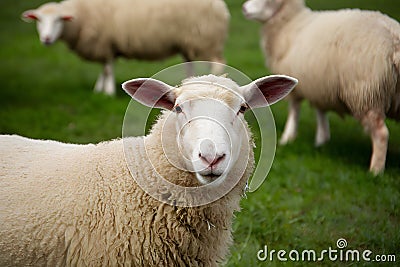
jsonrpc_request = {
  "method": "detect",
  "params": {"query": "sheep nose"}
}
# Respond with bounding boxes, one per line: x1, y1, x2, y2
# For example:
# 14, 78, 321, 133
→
199, 153, 226, 167
198, 139, 226, 167
242, 4, 248, 15
43, 36, 52, 45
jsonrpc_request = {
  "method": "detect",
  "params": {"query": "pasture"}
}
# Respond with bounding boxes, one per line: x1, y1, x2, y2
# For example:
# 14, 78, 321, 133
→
0, 0, 399, 266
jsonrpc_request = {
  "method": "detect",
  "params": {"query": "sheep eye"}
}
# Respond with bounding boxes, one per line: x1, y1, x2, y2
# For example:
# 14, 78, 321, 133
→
174, 105, 183, 113
239, 104, 248, 114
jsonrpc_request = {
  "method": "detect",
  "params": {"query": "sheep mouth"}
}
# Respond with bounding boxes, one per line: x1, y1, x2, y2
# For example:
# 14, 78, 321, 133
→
41, 39, 55, 46
203, 173, 220, 180
196, 173, 223, 185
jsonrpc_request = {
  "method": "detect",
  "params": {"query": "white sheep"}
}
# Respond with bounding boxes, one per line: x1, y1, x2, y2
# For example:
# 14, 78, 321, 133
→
243, 0, 400, 175
0, 74, 297, 266
22, 0, 229, 95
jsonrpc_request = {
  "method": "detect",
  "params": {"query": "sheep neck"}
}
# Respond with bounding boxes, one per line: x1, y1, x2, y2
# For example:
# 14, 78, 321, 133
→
144, 111, 199, 188
261, 1, 310, 69
59, 1, 80, 49
267, 0, 307, 26
126, 110, 254, 263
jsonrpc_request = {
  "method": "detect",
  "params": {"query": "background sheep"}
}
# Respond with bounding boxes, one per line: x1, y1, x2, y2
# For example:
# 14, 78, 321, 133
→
0, 74, 297, 266
22, 0, 229, 95
243, 0, 400, 174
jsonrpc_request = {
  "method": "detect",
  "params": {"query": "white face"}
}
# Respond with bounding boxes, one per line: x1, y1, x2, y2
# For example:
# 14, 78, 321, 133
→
242, 0, 282, 22
172, 87, 248, 184
36, 14, 64, 45
22, 4, 72, 46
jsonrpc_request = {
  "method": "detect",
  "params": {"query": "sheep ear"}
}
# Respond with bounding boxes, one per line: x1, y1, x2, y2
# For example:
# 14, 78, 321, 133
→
61, 15, 73, 21
241, 75, 298, 108
122, 78, 176, 110
21, 10, 39, 22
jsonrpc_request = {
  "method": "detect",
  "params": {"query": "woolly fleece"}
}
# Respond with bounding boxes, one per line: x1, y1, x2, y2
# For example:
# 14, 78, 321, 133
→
58, 0, 229, 63
0, 96, 254, 266
260, 0, 400, 118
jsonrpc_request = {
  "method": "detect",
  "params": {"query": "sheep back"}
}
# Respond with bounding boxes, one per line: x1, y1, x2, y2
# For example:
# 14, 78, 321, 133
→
0, 135, 137, 266
61, 0, 229, 63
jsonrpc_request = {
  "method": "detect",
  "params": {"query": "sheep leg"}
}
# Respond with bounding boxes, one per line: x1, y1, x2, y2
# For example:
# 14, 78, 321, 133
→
210, 57, 226, 75
103, 61, 115, 96
184, 62, 194, 77
360, 110, 389, 175
94, 71, 105, 93
280, 97, 301, 145
315, 108, 330, 146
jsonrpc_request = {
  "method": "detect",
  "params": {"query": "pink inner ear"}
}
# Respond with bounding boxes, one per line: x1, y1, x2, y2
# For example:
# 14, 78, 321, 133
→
122, 79, 175, 110
62, 15, 73, 21
24, 13, 38, 20
257, 76, 296, 104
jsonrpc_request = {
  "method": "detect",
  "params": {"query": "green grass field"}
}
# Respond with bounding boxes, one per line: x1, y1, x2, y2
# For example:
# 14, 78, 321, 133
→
1, 0, 399, 266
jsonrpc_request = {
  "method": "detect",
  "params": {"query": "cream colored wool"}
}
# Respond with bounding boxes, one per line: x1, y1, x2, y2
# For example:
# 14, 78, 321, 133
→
260, 0, 400, 117
0, 115, 253, 266
246, 0, 400, 173
57, 0, 229, 64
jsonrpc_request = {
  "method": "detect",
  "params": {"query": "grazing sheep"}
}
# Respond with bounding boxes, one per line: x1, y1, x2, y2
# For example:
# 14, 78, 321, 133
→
243, 0, 400, 174
0, 74, 297, 266
21, 0, 229, 95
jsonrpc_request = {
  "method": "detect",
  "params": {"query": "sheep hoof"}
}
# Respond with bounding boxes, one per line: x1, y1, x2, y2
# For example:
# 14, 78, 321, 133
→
314, 137, 330, 147
279, 135, 296, 145
369, 165, 385, 176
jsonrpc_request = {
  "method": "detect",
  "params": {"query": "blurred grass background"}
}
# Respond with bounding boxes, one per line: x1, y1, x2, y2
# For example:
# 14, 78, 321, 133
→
0, 0, 399, 266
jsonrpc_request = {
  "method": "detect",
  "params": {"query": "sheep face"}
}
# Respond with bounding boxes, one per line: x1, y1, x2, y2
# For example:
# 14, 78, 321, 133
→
22, 3, 73, 46
242, 0, 283, 22
171, 84, 247, 185
122, 75, 297, 185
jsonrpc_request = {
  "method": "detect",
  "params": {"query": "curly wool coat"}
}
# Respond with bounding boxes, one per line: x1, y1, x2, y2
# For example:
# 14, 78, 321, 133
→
0, 111, 254, 266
